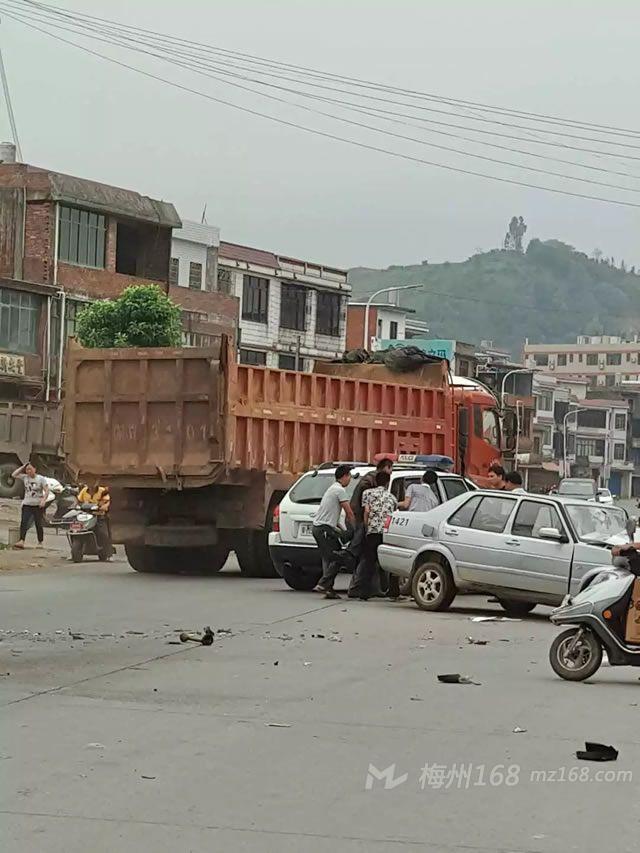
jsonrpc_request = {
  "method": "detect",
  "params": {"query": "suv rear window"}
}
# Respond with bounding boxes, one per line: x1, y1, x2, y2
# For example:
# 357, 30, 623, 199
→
441, 478, 469, 501
289, 472, 364, 504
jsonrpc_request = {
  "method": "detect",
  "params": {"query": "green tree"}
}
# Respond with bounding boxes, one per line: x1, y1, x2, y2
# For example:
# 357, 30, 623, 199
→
76, 285, 182, 348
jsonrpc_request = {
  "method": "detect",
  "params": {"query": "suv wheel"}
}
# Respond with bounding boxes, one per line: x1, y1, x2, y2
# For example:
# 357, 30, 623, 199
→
282, 564, 322, 591
411, 560, 456, 611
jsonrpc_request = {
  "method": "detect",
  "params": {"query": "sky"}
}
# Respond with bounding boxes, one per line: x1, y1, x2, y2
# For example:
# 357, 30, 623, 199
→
1, 0, 639, 271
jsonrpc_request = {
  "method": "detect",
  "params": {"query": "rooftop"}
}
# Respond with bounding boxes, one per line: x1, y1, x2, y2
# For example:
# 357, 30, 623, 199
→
0, 162, 180, 227
219, 240, 347, 277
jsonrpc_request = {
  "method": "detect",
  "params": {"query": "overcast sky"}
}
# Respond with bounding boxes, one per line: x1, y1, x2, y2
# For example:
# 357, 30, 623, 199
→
2, 0, 639, 270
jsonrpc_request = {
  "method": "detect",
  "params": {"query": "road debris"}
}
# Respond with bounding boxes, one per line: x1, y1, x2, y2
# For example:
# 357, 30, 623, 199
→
265, 722, 292, 728
85, 743, 105, 749
303, 661, 312, 666
274, 633, 293, 641
273, 661, 279, 666
470, 616, 522, 623
410, 696, 423, 701
513, 727, 527, 734
179, 626, 214, 646
69, 631, 84, 640
312, 633, 326, 639
466, 636, 489, 645
141, 775, 156, 780
576, 741, 618, 762
437, 674, 481, 685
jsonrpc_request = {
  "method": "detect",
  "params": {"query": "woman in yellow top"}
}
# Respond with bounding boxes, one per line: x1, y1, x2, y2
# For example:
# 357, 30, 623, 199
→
77, 483, 112, 556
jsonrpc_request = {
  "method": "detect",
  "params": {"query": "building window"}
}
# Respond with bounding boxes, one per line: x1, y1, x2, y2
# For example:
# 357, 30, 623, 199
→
533, 353, 549, 366
626, 352, 632, 362
280, 283, 306, 331
377, 318, 383, 338
316, 292, 341, 337
575, 439, 605, 457
278, 354, 297, 370
614, 443, 625, 461
458, 359, 470, 377
607, 352, 622, 366
605, 374, 616, 387
578, 353, 583, 363
536, 392, 553, 412
239, 349, 267, 366
58, 205, 106, 268
242, 275, 269, 324
389, 320, 399, 340
169, 258, 179, 287
615, 413, 627, 430
188, 262, 203, 290
586, 353, 599, 366
217, 267, 232, 295
182, 331, 215, 347
569, 353, 574, 363
0, 288, 40, 354
557, 354, 567, 366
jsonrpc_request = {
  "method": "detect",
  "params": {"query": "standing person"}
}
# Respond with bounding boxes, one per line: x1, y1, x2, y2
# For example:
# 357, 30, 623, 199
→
398, 469, 439, 512
12, 462, 49, 549
504, 471, 526, 493
347, 458, 394, 598
486, 463, 507, 490
312, 465, 355, 599
360, 470, 398, 600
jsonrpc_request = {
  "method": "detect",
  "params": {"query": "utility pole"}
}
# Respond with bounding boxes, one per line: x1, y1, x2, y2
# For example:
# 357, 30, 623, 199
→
0, 39, 22, 161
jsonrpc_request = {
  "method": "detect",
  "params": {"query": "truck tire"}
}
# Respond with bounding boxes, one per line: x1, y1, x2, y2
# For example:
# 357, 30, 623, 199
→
125, 544, 229, 575
0, 463, 23, 499
235, 530, 278, 578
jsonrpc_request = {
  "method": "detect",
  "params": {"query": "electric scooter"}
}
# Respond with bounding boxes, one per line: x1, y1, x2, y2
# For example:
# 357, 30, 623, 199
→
549, 519, 640, 681
56, 503, 112, 563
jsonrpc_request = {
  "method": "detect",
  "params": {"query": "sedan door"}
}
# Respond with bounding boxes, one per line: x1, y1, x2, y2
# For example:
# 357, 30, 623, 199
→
505, 499, 574, 597
441, 493, 520, 584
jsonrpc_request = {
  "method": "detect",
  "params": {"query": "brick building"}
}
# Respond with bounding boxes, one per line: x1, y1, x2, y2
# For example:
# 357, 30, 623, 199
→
0, 156, 238, 400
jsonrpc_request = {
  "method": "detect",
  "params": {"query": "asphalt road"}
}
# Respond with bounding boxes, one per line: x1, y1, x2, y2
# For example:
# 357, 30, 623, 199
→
2, 549, 639, 853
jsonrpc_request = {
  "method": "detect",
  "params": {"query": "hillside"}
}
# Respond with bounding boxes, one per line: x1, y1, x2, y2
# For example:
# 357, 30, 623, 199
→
348, 240, 640, 357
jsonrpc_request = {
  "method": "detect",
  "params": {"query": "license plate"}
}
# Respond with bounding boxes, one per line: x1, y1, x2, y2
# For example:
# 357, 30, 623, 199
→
299, 523, 313, 538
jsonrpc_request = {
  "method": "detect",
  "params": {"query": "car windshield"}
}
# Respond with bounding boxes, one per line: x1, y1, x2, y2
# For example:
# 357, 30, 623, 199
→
558, 480, 595, 497
288, 471, 366, 504
565, 504, 627, 543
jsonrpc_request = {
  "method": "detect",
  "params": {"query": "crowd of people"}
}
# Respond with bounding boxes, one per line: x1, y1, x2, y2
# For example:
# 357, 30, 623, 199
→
311, 458, 527, 600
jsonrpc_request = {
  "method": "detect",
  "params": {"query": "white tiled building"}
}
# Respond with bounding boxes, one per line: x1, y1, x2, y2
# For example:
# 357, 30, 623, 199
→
170, 220, 220, 292
217, 242, 350, 370
524, 335, 640, 387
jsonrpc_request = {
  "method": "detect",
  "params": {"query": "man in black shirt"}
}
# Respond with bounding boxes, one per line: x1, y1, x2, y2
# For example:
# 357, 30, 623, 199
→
347, 458, 393, 598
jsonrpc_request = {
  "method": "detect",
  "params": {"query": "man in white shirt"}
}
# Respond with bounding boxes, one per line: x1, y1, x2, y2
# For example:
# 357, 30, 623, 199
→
312, 465, 355, 599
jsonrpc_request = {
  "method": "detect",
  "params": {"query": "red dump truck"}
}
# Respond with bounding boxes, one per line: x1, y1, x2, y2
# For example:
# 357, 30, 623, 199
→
63, 338, 507, 575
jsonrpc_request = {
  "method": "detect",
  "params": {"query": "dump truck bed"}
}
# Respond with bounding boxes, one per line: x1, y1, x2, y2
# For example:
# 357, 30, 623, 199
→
64, 339, 454, 487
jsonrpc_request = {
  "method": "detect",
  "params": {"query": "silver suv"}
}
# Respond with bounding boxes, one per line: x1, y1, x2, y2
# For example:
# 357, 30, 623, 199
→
269, 464, 476, 591
379, 491, 630, 615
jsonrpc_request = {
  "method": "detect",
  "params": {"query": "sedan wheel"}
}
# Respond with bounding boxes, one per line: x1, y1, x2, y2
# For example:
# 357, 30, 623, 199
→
411, 561, 456, 611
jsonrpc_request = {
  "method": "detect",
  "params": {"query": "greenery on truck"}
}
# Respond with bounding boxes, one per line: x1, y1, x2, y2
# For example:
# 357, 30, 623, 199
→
76, 285, 182, 348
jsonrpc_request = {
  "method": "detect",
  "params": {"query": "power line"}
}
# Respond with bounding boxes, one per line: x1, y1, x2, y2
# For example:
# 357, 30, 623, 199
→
6, 6, 637, 196
12, 4, 639, 185
7, 0, 640, 170
13, 0, 640, 141
5, 8, 640, 209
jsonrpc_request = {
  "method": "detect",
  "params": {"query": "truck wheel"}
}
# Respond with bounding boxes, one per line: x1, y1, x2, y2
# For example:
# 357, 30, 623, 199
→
70, 539, 85, 563
179, 545, 230, 575
282, 564, 322, 591
0, 463, 23, 499
124, 545, 171, 574
497, 599, 536, 617
411, 560, 456, 611
235, 531, 278, 578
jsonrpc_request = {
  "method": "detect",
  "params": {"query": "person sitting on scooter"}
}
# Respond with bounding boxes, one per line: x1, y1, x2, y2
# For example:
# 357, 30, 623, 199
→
78, 481, 112, 557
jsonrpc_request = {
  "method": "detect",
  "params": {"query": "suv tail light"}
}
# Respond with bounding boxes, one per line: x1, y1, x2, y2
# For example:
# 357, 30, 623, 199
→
383, 514, 392, 531
272, 503, 281, 533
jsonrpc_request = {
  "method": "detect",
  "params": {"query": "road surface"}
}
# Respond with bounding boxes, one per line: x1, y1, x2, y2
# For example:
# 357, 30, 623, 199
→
1, 548, 638, 852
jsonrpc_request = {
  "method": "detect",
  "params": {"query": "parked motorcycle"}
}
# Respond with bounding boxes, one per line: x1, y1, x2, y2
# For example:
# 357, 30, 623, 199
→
56, 503, 112, 563
43, 478, 79, 525
549, 518, 640, 681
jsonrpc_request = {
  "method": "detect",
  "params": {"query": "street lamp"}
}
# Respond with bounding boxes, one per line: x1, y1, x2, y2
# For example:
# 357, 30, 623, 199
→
499, 368, 532, 472
362, 285, 422, 350
563, 407, 590, 479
